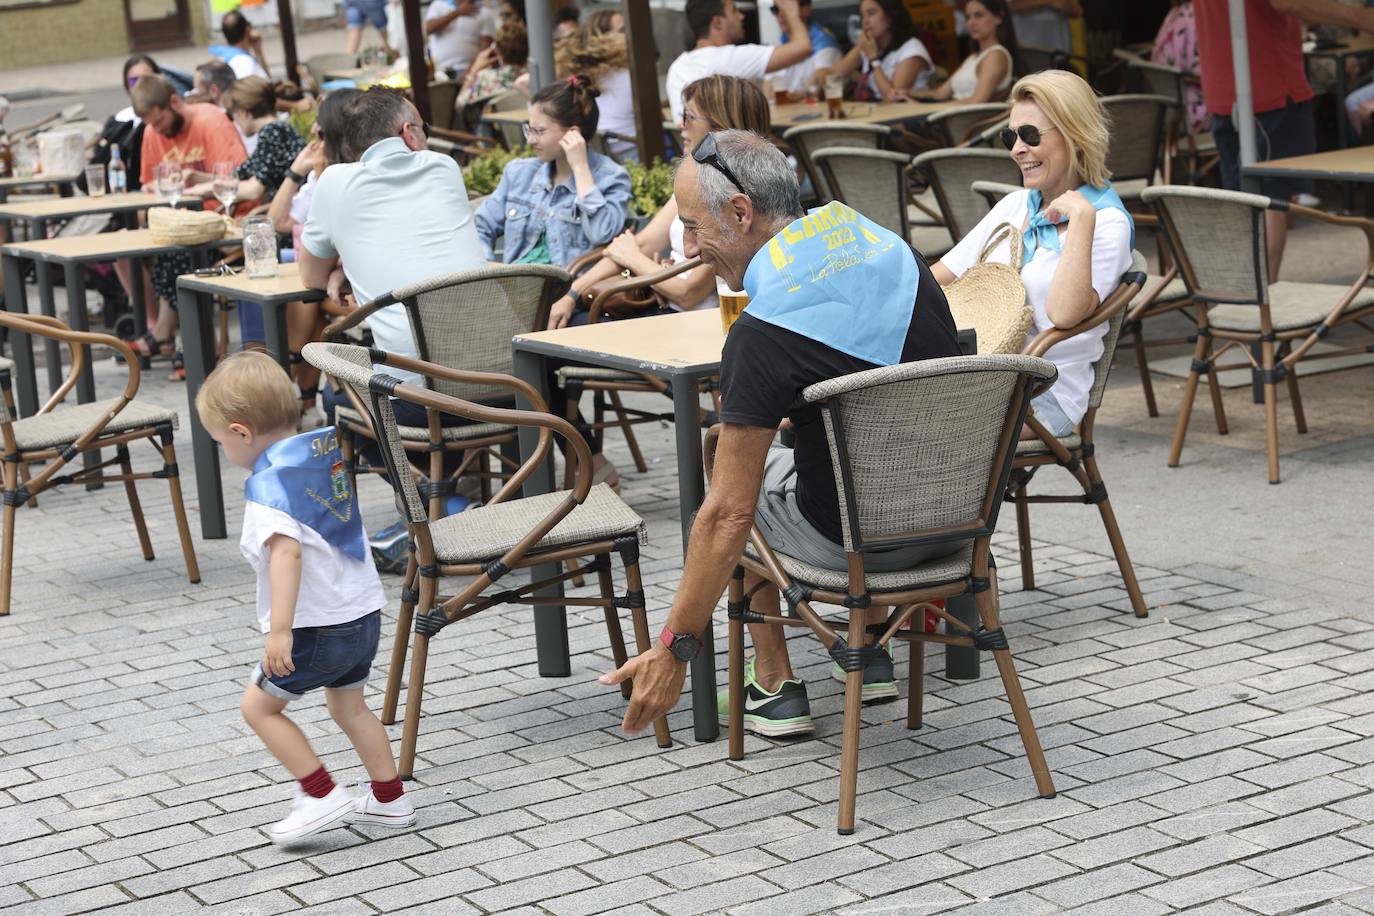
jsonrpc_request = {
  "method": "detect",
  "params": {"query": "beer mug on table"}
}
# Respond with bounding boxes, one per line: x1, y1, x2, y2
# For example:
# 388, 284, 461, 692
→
825, 76, 845, 118
716, 276, 749, 334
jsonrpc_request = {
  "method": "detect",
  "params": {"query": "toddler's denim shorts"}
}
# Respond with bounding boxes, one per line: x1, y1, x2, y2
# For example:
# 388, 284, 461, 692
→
250, 611, 380, 701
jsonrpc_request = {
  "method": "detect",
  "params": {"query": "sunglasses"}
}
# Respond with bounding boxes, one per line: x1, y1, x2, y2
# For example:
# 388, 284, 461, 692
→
1000, 123, 1058, 150
692, 132, 749, 199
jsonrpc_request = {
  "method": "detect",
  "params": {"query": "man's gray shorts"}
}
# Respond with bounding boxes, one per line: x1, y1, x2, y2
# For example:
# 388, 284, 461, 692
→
753, 447, 959, 574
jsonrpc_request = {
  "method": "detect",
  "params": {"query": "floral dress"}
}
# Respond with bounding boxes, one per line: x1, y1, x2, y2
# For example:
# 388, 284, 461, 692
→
1151, 2, 1207, 133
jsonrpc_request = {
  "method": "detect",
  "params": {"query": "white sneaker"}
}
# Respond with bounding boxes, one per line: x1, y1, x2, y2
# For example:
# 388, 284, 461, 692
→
268, 784, 355, 846
347, 786, 417, 828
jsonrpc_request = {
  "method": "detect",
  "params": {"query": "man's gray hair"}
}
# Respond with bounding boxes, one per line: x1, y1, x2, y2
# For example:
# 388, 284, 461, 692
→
694, 130, 804, 226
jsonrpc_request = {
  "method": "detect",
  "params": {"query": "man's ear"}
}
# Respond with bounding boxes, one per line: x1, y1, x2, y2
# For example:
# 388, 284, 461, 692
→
728, 193, 752, 231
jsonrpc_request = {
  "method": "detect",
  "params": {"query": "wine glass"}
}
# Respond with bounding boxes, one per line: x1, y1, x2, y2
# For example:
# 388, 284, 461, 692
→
211, 161, 239, 213
156, 163, 184, 208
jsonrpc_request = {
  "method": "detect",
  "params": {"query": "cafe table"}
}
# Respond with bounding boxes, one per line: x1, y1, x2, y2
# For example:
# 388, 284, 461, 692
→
0, 172, 79, 205
176, 262, 325, 539
0, 191, 166, 240
768, 98, 957, 129
1242, 145, 1374, 187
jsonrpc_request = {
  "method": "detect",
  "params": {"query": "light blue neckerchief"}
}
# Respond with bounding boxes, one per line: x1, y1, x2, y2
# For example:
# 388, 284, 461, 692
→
244, 429, 368, 563
1022, 183, 1135, 267
741, 201, 920, 366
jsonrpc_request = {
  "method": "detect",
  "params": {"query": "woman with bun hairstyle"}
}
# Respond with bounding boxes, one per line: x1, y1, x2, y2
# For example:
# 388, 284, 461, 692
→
475, 75, 631, 265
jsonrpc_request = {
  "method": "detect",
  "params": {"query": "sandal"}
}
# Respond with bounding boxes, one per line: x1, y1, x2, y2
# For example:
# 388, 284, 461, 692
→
168, 351, 185, 382
128, 331, 175, 360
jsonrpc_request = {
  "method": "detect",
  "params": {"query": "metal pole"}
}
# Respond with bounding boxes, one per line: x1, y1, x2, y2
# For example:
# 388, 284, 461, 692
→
276, 0, 300, 87
1228, 0, 1257, 170
623, 0, 667, 163
403, 0, 431, 123
528, 0, 555, 92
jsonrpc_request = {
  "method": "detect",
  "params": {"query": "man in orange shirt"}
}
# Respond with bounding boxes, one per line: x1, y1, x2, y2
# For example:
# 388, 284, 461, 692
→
129, 75, 247, 366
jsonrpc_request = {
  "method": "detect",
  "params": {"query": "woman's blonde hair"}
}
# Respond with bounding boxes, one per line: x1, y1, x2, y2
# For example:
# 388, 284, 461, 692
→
682, 75, 771, 135
555, 23, 628, 83
1009, 70, 1112, 189
195, 351, 300, 433
222, 76, 276, 119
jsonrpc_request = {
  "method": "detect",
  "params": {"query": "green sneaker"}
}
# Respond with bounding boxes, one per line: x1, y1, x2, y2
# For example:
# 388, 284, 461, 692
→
830, 642, 898, 702
717, 657, 814, 737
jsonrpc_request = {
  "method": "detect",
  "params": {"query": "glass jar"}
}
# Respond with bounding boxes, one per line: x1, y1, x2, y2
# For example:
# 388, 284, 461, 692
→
242, 215, 278, 279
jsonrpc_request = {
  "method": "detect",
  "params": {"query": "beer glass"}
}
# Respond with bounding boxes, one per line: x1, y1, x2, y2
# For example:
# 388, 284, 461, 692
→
825, 76, 845, 118
716, 277, 749, 334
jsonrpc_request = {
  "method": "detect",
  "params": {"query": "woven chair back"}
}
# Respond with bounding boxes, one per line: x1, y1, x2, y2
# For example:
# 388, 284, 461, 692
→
927, 103, 1009, 147
914, 147, 1024, 240
811, 146, 912, 239
1101, 94, 1173, 184
303, 342, 428, 524
1142, 185, 1270, 305
803, 354, 1057, 552
1086, 250, 1147, 411
428, 80, 460, 131
394, 265, 569, 404
1128, 60, 1186, 108
783, 122, 890, 202
488, 89, 527, 150
304, 53, 358, 88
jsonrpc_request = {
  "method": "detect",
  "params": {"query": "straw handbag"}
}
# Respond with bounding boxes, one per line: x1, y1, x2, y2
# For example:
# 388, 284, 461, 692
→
147, 206, 232, 246
943, 223, 1034, 355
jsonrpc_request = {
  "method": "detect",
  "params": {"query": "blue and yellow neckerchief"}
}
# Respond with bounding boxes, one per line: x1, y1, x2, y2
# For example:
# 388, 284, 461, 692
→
244, 429, 368, 563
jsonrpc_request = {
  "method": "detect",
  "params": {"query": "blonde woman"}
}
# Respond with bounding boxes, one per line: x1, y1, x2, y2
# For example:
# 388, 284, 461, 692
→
932, 70, 1134, 438
555, 10, 635, 158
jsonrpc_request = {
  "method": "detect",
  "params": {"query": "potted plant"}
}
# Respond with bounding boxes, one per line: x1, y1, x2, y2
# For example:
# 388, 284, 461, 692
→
462, 145, 535, 199
626, 157, 675, 228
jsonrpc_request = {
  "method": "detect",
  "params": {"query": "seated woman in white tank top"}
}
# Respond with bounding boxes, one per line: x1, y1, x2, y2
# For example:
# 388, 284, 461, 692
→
908, 0, 1016, 105
546, 75, 773, 329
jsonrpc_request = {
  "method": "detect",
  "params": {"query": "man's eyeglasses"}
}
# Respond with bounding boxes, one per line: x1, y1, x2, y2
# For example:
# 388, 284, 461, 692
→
402, 120, 431, 140
692, 132, 749, 199
1000, 123, 1058, 150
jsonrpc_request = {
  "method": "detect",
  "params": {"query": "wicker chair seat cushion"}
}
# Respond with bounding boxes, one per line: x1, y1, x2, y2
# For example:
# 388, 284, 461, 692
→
745, 542, 974, 593
1143, 273, 1188, 303
1208, 281, 1374, 333
430, 482, 646, 564
12, 400, 178, 451
335, 406, 513, 443
1015, 433, 1082, 455
910, 223, 954, 258
555, 366, 646, 384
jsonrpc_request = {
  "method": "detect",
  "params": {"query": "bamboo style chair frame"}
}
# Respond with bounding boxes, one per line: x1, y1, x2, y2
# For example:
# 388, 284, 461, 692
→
1008, 255, 1150, 618
303, 342, 669, 778
0, 313, 200, 614
1142, 185, 1374, 483
811, 146, 955, 258
926, 103, 1010, 149
710, 354, 1060, 835
1115, 51, 1220, 186
912, 147, 1025, 241
322, 265, 568, 518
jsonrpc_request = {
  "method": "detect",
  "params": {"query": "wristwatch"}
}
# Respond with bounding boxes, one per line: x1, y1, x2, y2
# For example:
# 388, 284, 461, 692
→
659, 626, 703, 662
285, 169, 308, 186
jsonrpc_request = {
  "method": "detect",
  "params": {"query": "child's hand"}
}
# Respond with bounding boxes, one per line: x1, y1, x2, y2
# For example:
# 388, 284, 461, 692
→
263, 631, 295, 678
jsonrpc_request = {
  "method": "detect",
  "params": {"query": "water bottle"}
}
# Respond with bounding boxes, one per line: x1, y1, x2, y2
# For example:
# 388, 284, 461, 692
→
107, 146, 127, 193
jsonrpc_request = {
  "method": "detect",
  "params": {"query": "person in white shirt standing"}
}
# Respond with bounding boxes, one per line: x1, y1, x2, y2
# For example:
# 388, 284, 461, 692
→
665, 0, 812, 124
427, 0, 499, 79
213, 10, 271, 81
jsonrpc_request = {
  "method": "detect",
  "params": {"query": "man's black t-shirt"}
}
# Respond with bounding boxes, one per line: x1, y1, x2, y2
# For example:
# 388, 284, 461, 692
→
718, 251, 960, 544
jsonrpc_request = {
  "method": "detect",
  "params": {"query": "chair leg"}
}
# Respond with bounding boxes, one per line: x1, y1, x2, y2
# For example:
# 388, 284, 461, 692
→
621, 543, 671, 748
728, 568, 746, 761
836, 606, 867, 835
596, 557, 632, 700
1084, 455, 1147, 618
1013, 479, 1034, 591
383, 552, 418, 725
479, 449, 493, 503
159, 431, 201, 584
118, 445, 154, 561
976, 579, 1055, 799
399, 574, 438, 780
0, 460, 16, 615
1132, 325, 1158, 417
1282, 347, 1307, 434
1262, 340, 1281, 484
906, 634, 924, 730
608, 390, 649, 473
1168, 332, 1209, 468
16, 461, 34, 509
1205, 362, 1228, 435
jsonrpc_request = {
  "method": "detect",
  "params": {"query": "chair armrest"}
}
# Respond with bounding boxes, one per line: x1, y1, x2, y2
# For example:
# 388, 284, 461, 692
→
1024, 269, 1146, 358
588, 257, 703, 323
970, 179, 1021, 207
322, 296, 393, 341
566, 247, 607, 277
375, 350, 549, 414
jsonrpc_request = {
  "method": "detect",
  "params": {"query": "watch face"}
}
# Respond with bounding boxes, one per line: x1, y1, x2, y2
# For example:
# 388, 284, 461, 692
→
669, 634, 699, 661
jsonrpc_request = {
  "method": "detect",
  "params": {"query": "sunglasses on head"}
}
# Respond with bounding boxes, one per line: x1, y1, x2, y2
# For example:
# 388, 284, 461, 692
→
1000, 123, 1058, 150
692, 132, 749, 199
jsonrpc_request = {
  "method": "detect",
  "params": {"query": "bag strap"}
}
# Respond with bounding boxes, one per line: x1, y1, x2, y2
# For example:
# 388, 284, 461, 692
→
977, 222, 1023, 267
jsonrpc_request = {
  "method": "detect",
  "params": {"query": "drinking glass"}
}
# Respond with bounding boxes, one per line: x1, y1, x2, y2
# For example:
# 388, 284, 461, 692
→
211, 161, 239, 213
716, 277, 749, 334
84, 163, 107, 197
825, 77, 845, 119
242, 215, 279, 278
156, 163, 184, 207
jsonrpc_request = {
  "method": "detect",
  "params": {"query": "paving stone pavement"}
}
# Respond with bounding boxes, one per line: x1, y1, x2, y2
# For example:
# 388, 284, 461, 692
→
2, 348, 1373, 915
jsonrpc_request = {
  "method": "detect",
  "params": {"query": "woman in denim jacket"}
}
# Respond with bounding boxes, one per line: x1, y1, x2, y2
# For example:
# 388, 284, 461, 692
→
476, 75, 631, 265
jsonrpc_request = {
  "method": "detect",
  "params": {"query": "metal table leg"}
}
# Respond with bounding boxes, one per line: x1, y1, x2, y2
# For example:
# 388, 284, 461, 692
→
671, 371, 718, 742
34, 257, 62, 398
178, 285, 226, 539
513, 347, 570, 677
61, 260, 102, 488
1, 253, 38, 417
262, 298, 290, 373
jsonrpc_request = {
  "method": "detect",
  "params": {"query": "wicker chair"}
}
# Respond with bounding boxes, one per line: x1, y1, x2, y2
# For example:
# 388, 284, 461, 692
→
487, 89, 528, 151
428, 80, 460, 131
811, 146, 953, 258
1118, 53, 1219, 185
323, 265, 569, 517
303, 342, 668, 777
1100, 95, 1174, 205
1142, 185, 1374, 483
912, 148, 1025, 241
927, 103, 1010, 148
1008, 254, 1150, 618
0, 313, 200, 614
782, 122, 891, 204
714, 354, 1059, 834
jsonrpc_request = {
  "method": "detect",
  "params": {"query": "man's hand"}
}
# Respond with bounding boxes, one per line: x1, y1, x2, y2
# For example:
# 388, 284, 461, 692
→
774, 0, 801, 20
263, 630, 295, 678
326, 267, 349, 302
600, 644, 687, 735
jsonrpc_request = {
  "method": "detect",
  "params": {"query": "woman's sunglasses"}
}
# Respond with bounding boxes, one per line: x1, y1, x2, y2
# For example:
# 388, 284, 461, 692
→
1000, 124, 1058, 150
692, 132, 749, 199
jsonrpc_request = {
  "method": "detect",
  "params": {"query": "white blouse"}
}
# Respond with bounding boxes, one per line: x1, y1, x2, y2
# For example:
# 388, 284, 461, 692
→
861, 37, 933, 96
948, 45, 1012, 101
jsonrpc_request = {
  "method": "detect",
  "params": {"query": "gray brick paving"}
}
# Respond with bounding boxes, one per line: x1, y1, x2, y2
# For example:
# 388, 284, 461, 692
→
3, 364, 1374, 915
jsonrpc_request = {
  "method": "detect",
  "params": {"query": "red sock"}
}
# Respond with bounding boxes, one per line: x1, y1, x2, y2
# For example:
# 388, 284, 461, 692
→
299, 765, 335, 799
372, 776, 404, 804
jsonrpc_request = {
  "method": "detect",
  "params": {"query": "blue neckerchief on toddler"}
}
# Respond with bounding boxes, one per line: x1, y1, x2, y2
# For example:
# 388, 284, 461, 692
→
741, 201, 921, 366
244, 429, 368, 563
1022, 182, 1135, 267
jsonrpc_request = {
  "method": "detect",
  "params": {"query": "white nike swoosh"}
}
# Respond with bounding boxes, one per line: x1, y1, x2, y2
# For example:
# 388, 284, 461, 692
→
744, 694, 775, 711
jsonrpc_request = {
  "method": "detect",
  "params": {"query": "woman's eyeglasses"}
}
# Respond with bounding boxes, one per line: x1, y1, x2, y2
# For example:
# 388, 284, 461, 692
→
522, 123, 551, 140
681, 109, 708, 128
692, 132, 750, 199
1000, 124, 1058, 150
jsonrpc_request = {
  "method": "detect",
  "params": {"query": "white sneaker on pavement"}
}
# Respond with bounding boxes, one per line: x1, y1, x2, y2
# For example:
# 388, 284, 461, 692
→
268, 784, 355, 846
347, 786, 416, 828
